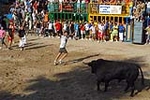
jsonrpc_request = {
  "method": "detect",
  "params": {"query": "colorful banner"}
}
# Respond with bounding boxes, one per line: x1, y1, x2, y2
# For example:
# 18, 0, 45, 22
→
99, 5, 122, 14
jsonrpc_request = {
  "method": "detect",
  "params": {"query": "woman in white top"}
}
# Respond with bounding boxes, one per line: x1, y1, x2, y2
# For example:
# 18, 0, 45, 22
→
54, 31, 68, 65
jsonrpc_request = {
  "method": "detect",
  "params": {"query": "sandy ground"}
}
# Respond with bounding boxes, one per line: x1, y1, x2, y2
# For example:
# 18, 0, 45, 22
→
0, 35, 150, 100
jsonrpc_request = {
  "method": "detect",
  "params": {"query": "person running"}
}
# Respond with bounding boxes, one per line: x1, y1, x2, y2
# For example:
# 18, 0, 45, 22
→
0, 27, 7, 49
54, 31, 69, 65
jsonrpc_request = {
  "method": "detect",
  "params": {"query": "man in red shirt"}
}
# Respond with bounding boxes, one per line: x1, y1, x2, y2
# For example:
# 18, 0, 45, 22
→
55, 20, 62, 38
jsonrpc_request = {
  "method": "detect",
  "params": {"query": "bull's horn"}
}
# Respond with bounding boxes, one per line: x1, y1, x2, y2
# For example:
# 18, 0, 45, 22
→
83, 62, 88, 65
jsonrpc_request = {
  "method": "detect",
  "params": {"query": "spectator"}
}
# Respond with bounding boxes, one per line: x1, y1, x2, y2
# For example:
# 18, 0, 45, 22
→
146, 2, 150, 17
48, 20, 54, 38
118, 23, 125, 42
0, 27, 7, 49
97, 22, 105, 42
18, 25, 26, 51
74, 21, 79, 39
84, 21, 90, 40
7, 20, 15, 50
145, 24, 150, 44
55, 20, 62, 38
89, 22, 96, 41
80, 22, 85, 40
111, 22, 118, 42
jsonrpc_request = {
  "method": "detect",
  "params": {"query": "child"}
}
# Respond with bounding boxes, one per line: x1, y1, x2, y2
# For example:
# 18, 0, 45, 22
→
18, 26, 26, 51
54, 31, 69, 65
0, 27, 7, 49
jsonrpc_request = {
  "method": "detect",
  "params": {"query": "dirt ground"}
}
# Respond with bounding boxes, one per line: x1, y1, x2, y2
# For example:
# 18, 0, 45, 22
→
0, 35, 150, 100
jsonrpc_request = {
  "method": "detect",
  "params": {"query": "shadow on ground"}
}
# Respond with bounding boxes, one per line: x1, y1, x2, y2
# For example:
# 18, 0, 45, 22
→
0, 57, 150, 100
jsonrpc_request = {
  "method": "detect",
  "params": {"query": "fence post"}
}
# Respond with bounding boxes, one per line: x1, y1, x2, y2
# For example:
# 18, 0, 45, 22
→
125, 17, 129, 42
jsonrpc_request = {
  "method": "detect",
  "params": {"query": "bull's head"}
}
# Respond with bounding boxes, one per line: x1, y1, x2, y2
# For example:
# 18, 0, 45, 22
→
83, 59, 104, 73
83, 60, 97, 73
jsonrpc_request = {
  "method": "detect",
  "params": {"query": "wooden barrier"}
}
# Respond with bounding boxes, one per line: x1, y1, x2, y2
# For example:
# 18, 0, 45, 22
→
88, 14, 126, 24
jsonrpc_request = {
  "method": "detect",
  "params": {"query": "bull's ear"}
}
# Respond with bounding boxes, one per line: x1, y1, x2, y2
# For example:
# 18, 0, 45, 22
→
88, 60, 97, 66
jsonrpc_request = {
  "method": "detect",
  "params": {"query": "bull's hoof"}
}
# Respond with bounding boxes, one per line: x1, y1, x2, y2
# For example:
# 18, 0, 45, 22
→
130, 94, 134, 97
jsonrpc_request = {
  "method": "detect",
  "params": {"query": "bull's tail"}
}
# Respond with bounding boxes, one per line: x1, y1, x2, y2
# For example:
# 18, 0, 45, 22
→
138, 66, 144, 85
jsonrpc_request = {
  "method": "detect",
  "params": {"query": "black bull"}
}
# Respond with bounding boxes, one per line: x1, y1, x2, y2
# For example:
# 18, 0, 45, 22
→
85, 59, 144, 97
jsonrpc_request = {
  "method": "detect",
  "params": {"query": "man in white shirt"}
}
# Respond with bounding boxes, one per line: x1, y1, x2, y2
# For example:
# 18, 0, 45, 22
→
48, 21, 54, 37
54, 31, 68, 65
89, 23, 96, 40
147, 2, 150, 17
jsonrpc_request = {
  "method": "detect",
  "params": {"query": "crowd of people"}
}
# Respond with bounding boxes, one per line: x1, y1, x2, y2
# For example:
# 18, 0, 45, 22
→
0, 0, 149, 51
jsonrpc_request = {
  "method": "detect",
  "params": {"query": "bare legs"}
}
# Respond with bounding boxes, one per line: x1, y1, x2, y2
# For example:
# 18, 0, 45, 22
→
54, 52, 68, 65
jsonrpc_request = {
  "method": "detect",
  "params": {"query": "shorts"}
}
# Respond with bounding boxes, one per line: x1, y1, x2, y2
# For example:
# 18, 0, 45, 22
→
97, 32, 104, 38
59, 48, 68, 53
8, 36, 14, 42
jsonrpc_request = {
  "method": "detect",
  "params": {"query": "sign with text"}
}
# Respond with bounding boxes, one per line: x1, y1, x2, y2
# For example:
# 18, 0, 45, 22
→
99, 5, 122, 14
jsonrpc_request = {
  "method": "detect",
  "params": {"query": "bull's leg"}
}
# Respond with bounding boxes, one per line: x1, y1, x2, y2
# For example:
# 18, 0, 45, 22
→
97, 80, 100, 91
124, 81, 129, 92
130, 82, 135, 97
104, 82, 109, 92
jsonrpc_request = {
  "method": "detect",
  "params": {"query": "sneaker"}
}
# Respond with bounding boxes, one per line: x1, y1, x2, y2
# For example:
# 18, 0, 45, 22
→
54, 61, 58, 65
59, 59, 63, 64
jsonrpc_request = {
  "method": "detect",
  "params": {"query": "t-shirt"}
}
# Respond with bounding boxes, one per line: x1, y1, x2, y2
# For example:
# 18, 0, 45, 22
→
147, 2, 150, 8
48, 22, 53, 30
80, 25, 85, 31
63, 23, 67, 31
44, 14, 49, 22
118, 25, 125, 33
84, 23, 89, 31
112, 25, 118, 34
0, 30, 5, 38
60, 35, 68, 48
98, 24, 105, 33
55, 22, 61, 31
74, 24, 79, 30
90, 25, 96, 34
